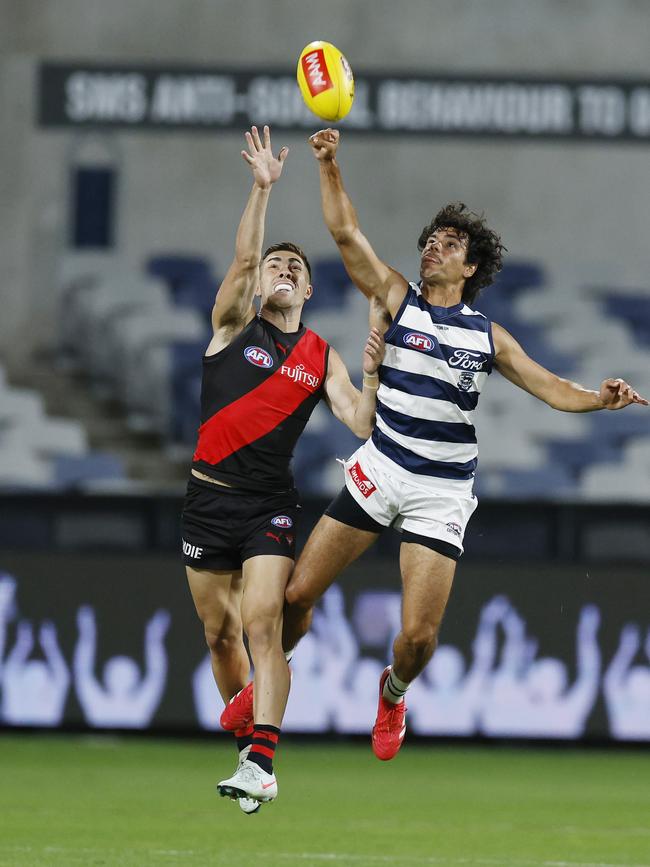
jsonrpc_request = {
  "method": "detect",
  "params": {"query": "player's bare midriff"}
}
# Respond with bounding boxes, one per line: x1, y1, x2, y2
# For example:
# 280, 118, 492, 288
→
191, 469, 232, 487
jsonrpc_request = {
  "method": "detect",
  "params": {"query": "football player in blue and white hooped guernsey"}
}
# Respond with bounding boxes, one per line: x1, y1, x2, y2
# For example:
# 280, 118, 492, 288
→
282, 127, 648, 762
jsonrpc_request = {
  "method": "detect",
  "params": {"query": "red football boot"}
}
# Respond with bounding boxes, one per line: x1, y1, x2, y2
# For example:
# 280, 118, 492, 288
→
220, 681, 254, 732
371, 666, 407, 761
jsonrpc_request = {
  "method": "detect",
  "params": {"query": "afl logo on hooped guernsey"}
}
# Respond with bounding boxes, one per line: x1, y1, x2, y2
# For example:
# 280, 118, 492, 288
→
272, 515, 293, 529
244, 346, 274, 368
403, 331, 435, 352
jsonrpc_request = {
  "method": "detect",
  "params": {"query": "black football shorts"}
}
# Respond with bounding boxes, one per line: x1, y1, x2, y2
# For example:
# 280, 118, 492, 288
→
181, 475, 300, 571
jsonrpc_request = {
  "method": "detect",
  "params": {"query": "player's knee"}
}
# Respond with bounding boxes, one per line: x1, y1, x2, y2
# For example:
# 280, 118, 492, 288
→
204, 626, 240, 658
243, 615, 278, 653
400, 622, 439, 656
285, 571, 317, 610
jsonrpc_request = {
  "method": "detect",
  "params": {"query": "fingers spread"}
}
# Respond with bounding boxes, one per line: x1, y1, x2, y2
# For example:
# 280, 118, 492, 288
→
251, 125, 263, 151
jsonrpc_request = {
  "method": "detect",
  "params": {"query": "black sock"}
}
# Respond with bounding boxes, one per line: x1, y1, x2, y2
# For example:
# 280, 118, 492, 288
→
247, 724, 280, 774
235, 723, 254, 754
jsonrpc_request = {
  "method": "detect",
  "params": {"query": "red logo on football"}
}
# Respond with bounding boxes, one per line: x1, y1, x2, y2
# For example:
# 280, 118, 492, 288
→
349, 461, 376, 498
301, 49, 333, 97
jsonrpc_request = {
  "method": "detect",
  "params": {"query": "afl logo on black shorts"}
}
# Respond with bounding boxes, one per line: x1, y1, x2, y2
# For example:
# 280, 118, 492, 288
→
244, 346, 274, 368
271, 515, 293, 529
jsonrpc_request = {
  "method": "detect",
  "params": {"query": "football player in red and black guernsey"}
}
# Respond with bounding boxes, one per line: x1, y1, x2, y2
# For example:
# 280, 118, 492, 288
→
181, 125, 384, 810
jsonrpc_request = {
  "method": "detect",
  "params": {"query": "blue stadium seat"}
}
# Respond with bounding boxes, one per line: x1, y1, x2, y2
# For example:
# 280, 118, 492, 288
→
489, 261, 545, 297
172, 274, 218, 321
545, 438, 620, 473
602, 293, 650, 347
146, 254, 212, 288
475, 261, 545, 324
589, 410, 650, 445
54, 452, 126, 489
309, 258, 353, 310
146, 254, 217, 321
293, 421, 360, 494
480, 257, 583, 374
169, 341, 205, 444
497, 464, 576, 499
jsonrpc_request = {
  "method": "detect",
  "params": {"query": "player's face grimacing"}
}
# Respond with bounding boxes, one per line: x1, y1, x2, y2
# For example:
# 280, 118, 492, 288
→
259, 250, 313, 310
419, 228, 477, 287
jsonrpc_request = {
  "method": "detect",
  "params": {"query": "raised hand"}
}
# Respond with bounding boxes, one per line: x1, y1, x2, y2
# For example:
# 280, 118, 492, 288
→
480, 595, 511, 626
39, 620, 60, 653
146, 609, 171, 642
600, 378, 648, 410
577, 605, 601, 640
241, 125, 288, 189
309, 128, 340, 161
77, 605, 96, 636
363, 327, 385, 375
0, 575, 16, 616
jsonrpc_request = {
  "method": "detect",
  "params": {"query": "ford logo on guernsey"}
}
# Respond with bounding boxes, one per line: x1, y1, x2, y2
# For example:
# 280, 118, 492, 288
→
272, 515, 293, 529
403, 331, 435, 352
244, 346, 274, 368
449, 349, 487, 371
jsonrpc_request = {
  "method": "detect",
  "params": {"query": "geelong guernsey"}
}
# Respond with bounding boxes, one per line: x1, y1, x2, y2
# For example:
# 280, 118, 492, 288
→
192, 315, 329, 492
370, 282, 494, 489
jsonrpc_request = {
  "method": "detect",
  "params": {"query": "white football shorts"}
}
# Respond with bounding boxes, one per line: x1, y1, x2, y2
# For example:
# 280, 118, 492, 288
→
339, 439, 478, 554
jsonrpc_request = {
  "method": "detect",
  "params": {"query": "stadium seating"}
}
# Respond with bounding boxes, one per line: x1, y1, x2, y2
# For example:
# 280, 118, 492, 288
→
146, 254, 217, 321
601, 292, 650, 348
0, 380, 126, 491
53, 452, 127, 490
6, 250, 648, 500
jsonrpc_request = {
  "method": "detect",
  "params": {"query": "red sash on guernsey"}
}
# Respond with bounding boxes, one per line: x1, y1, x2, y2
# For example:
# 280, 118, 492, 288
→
193, 329, 327, 466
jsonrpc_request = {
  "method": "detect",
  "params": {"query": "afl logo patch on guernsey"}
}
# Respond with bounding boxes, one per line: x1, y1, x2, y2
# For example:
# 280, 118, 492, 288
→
271, 515, 293, 529
244, 346, 274, 368
403, 331, 435, 352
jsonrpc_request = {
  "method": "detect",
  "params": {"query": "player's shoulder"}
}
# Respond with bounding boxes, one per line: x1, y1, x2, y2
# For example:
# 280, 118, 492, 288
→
459, 302, 489, 322
302, 324, 330, 349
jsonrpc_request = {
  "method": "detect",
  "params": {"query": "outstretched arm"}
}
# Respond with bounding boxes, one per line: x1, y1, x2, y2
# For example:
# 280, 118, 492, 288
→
323, 328, 384, 438
74, 606, 104, 705
0, 576, 16, 675
209, 125, 289, 350
467, 596, 510, 683
604, 624, 639, 699
493, 323, 648, 411
5, 621, 34, 674
309, 129, 408, 319
565, 605, 601, 713
138, 610, 171, 710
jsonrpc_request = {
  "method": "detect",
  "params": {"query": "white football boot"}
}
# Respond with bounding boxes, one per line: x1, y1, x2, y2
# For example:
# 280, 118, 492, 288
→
218, 759, 278, 803
236, 747, 260, 815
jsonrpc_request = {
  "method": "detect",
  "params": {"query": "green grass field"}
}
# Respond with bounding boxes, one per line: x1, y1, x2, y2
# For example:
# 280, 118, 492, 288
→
1, 735, 649, 867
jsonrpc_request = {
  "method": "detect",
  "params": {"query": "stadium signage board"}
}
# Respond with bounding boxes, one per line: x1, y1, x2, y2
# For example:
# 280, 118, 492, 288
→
38, 62, 650, 142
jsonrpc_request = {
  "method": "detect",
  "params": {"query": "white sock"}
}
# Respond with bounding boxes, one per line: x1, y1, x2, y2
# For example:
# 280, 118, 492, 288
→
383, 668, 410, 704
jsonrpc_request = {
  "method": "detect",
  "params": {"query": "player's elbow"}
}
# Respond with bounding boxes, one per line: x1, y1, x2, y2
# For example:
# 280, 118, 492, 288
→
233, 252, 260, 271
329, 224, 356, 246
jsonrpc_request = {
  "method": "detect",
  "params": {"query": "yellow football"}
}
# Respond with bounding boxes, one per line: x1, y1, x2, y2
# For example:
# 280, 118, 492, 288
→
297, 41, 355, 122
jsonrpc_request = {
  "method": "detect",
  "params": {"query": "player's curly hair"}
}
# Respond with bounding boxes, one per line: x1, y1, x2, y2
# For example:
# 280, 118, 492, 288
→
417, 203, 506, 305
263, 242, 312, 280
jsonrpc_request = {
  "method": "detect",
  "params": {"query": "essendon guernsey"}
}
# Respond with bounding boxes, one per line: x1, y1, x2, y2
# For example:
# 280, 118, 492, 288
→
192, 316, 330, 491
